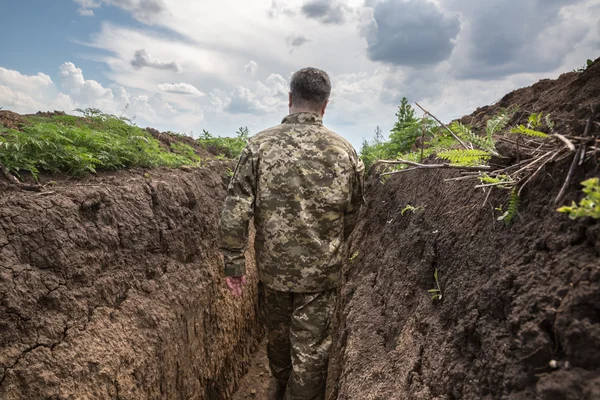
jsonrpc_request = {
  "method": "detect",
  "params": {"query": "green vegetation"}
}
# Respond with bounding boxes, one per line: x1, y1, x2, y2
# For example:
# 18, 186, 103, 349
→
349, 251, 359, 262
0, 109, 203, 179
197, 127, 249, 159
428, 269, 442, 301
0, 108, 252, 181
557, 178, 600, 219
496, 188, 520, 225
510, 112, 553, 138
400, 204, 424, 216
573, 59, 593, 73
360, 97, 438, 171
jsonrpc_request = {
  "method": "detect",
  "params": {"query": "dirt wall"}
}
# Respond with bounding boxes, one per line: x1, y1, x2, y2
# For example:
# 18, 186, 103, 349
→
0, 165, 262, 399
327, 161, 598, 400
327, 61, 600, 400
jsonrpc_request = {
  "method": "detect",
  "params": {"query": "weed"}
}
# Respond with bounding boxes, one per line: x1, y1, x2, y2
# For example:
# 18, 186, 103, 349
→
437, 149, 491, 166
497, 188, 520, 225
478, 173, 514, 189
197, 128, 249, 159
349, 251, 359, 262
573, 59, 593, 73
400, 205, 424, 216
511, 112, 554, 138
428, 269, 442, 300
557, 178, 600, 219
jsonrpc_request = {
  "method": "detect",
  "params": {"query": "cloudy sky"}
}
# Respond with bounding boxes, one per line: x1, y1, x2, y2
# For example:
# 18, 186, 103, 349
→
1, 0, 598, 147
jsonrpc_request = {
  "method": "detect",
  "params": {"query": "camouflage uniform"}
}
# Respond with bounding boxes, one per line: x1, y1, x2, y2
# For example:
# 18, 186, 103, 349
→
220, 112, 364, 399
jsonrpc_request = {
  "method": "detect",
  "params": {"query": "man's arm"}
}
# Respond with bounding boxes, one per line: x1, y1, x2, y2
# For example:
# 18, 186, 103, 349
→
344, 153, 365, 240
219, 146, 257, 294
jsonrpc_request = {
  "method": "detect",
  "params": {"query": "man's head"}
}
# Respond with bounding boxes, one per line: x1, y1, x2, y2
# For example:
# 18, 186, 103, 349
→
289, 67, 331, 116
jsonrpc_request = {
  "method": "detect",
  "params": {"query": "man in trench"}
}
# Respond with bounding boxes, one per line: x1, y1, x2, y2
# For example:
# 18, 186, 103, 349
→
219, 67, 365, 400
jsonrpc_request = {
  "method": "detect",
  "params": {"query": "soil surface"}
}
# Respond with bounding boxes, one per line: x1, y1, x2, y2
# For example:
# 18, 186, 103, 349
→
327, 59, 600, 400
0, 165, 262, 399
231, 340, 276, 400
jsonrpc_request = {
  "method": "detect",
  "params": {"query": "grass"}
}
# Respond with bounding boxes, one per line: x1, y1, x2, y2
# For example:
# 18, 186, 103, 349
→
0, 109, 204, 180
197, 127, 249, 159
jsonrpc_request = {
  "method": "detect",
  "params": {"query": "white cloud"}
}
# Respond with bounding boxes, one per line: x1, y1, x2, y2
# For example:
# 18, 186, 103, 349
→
157, 82, 204, 96
73, 0, 166, 23
245, 61, 258, 75
0, 67, 53, 91
130, 49, 181, 72
78, 8, 96, 16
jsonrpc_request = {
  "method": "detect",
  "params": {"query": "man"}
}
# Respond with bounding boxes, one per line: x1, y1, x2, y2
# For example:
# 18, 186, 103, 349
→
219, 67, 364, 400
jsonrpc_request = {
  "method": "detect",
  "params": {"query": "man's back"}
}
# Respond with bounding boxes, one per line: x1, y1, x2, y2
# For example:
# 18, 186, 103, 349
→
220, 111, 363, 293
249, 112, 361, 292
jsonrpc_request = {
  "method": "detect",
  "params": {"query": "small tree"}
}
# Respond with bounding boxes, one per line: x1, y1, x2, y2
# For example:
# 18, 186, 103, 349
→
388, 97, 421, 155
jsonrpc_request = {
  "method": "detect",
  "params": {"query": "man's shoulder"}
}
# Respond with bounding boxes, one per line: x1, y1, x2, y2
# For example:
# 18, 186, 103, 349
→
249, 122, 357, 156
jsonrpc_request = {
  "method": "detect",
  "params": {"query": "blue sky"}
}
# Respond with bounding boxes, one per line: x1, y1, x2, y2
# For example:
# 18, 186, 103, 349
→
1, 0, 598, 147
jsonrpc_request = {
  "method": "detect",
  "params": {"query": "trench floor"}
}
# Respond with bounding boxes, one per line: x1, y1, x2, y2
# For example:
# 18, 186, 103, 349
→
232, 340, 276, 400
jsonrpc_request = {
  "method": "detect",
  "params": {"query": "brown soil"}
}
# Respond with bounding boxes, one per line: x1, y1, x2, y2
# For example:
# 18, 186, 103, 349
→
327, 59, 600, 399
231, 340, 277, 400
146, 127, 213, 160
0, 165, 262, 399
0, 111, 28, 130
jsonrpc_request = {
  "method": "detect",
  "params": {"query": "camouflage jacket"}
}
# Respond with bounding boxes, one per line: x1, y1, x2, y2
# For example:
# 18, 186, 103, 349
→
219, 112, 365, 292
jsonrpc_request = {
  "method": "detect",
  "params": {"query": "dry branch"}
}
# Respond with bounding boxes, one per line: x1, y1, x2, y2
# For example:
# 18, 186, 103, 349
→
375, 159, 491, 171
552, 133, 576, 152
555, 145, 581, 204
414, 102, 469, 150
0, 164, 42, 192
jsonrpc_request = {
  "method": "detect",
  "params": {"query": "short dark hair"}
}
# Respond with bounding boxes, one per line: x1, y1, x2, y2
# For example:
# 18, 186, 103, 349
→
290, 67, 331, 109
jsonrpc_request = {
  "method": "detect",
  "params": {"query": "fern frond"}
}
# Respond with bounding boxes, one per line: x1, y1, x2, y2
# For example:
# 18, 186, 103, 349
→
503, 189, 520, 225
486, 112, 510, 137
450, 121, 498, 155
437, 149, 491, 166
545, 114, 555, 131
527, 113, 543, 129
478, 173, 514, 186
511, 126, 548, 138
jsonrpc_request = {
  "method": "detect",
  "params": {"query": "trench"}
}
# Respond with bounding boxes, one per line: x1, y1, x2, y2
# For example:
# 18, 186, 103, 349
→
1, 61, 600, 400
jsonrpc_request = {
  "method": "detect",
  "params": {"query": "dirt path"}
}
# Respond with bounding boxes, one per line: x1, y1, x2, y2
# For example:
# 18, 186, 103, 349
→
232, 340, 276, 400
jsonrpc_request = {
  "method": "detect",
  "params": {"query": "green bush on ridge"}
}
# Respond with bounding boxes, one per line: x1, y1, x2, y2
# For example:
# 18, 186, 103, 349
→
0, 109, 202, 179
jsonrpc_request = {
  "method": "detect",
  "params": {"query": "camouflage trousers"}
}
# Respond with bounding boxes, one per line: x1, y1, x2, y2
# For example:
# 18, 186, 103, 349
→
263, 285, 337, 400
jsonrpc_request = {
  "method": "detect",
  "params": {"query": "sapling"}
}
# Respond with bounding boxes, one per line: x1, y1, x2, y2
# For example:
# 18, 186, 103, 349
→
428, 269, 442, 301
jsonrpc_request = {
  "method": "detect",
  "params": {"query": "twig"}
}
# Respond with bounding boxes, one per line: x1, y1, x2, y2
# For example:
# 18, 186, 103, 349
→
578, 144, 587, 166
420, 112, 428, 162
475, 181, 516, 189
512, 151, 554, 177
380, 167, 419, 176
518, 151, 559, 196
555, 145, 581, 204
444, 175, 481, 182
375, 159, 491, 171
0, 164, 42, 192
482, 186, 492, 207
414, 102, 469, 150
552, 133, 576, 152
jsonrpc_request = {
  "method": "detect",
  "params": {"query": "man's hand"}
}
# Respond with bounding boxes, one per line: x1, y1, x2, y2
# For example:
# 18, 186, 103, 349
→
225, 275, 247, 297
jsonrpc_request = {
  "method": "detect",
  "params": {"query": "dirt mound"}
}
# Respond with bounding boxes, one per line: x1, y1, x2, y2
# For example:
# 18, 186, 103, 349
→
460, 56, 600, 136
0, 166, 262, 399
327, 61, 600, 399
0, 111, 28, 130
146, 127, 213, 160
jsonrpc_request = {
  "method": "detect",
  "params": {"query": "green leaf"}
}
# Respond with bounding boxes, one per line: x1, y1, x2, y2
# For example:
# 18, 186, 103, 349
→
511, 126, 548, 138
